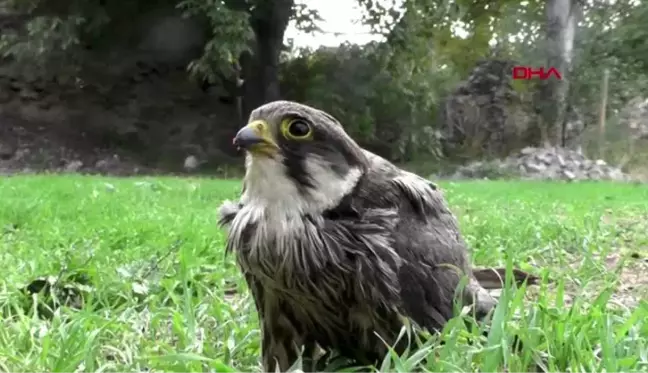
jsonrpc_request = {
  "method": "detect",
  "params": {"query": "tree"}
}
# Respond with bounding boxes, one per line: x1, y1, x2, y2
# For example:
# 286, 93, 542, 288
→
237, 0, 295, 119
179, 0, 323, 123
536, 0, 581, 147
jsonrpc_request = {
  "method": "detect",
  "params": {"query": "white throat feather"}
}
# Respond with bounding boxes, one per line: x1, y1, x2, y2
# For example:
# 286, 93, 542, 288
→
241, 153, 362, 217
219, 153, 363, 273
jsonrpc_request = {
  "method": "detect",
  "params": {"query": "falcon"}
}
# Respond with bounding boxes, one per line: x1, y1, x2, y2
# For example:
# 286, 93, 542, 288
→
218, 100, 498, 371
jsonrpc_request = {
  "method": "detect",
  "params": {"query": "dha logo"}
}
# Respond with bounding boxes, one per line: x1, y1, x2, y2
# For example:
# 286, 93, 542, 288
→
512, 66, 562, 80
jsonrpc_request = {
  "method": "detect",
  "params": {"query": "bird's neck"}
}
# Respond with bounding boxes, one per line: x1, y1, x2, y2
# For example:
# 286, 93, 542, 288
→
241, 154, 363, 217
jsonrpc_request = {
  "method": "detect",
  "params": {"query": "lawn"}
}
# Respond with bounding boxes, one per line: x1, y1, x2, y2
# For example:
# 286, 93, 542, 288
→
1, 175, 647, 372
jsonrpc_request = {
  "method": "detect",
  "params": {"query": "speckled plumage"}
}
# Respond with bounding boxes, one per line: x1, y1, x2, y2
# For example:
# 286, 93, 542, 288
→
218, 101, 496, 371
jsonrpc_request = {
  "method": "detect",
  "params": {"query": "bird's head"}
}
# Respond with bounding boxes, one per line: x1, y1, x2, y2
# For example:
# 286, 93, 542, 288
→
233, 100, 368, 214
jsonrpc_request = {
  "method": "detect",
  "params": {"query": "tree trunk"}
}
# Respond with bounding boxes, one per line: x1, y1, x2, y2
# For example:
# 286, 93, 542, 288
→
537, 0, 579, 147
241, 0, 293, 121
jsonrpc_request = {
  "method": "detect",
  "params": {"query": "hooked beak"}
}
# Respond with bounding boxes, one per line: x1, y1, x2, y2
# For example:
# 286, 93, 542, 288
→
232, 120, 278, 156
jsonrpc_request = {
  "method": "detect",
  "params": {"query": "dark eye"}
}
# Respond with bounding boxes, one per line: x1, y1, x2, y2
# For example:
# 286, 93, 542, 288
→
287, 119, 311, 138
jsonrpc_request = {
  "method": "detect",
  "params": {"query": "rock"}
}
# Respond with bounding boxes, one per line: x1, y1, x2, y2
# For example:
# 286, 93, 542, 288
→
453, 147, 631, 182
95, 159, 110, 170
521, 146, 535, 155
441, 59, 528, 158
563, 169, 576, 180
440, 59, 586, 159
183, 155, 199, 171
64, 160, 83, 172
525, 162, 547, 172
95, 155, 120, 171
0, 143, 16, 160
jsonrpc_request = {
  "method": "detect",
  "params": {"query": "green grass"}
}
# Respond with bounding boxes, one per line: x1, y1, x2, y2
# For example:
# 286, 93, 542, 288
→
1, 175, 648, 372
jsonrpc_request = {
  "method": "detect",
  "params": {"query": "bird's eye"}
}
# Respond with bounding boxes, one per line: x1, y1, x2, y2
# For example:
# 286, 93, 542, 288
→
283, 119, 312, 140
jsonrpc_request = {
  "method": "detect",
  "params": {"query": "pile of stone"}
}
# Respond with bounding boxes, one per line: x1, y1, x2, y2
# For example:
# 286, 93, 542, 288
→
453, 146, 630, 181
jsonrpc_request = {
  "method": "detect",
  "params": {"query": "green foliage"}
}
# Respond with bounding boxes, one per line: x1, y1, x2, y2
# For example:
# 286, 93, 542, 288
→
282, 0, 507, 161
0, 0, 179, 77
0, 14, 86, 75
290, 2, 323, 34
337, 0, 549, 160
281, 44, 380, 140
0, 0, 255, 81
569, 0, 648, 126
281, 42, 456, 161
177, 0, 252, 83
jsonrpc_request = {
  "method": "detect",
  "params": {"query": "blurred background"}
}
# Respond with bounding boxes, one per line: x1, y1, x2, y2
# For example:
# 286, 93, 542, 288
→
0, 0, 646, 181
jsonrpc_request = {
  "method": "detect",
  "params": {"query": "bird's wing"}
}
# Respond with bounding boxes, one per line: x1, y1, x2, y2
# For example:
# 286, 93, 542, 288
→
353, 150, 455, 221
330, 150, 496, 330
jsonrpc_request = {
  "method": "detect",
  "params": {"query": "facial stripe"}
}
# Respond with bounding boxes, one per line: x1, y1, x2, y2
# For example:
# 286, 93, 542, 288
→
281, 145, 315, 193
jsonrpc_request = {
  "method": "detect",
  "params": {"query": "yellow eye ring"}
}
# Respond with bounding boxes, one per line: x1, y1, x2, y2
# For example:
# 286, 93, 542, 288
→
281, 118, 313, 140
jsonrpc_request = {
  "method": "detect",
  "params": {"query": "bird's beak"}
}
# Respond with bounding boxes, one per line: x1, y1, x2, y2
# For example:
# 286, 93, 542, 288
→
233, 120, 278, 156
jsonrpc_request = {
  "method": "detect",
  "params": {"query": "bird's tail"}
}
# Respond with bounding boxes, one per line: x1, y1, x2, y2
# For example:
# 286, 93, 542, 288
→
472, 267, 540, 289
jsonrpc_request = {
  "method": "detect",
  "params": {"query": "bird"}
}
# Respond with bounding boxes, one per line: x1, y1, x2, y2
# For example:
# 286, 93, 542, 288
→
218, 100, 500, 372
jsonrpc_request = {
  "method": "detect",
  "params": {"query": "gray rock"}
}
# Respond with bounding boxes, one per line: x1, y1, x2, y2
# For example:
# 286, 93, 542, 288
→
183, 155, 199, 171
95, 159, 110, 170
525, 162, 547, 172
520, 147, 535, 155
0, 143, 15, 160
95, 155, 121, 172
562, 169, 576, 180
64, 160, 83, 172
